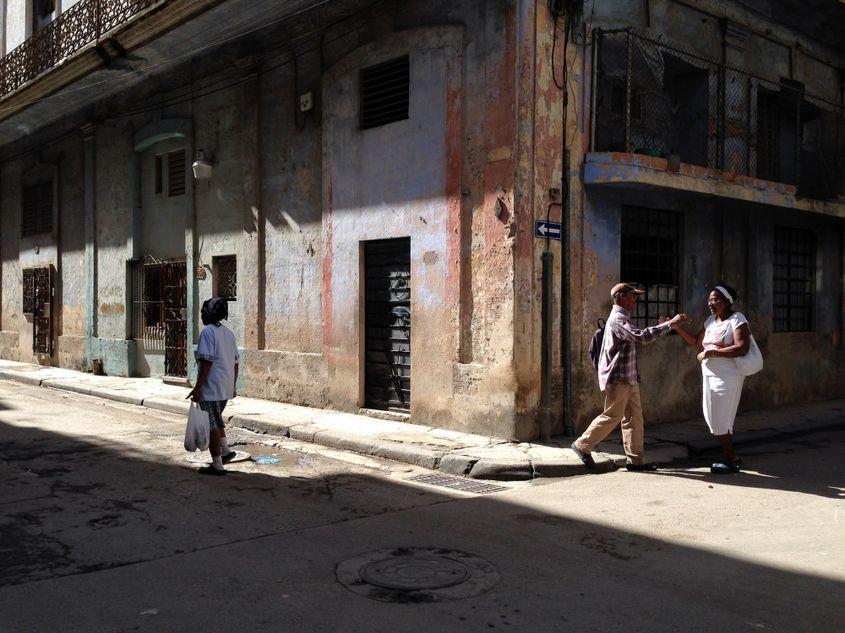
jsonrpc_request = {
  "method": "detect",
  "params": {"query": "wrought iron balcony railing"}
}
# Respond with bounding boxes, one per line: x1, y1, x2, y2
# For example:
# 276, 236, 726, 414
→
591, 28, 845, 201
0, 0, 163, 98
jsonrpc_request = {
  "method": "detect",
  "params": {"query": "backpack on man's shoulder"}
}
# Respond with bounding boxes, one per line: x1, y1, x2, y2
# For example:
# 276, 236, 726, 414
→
588, 318, 606, 371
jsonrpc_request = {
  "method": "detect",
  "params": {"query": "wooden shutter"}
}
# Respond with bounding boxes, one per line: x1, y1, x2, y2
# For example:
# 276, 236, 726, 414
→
22, 182, 53, 236
168, 149, 186, 197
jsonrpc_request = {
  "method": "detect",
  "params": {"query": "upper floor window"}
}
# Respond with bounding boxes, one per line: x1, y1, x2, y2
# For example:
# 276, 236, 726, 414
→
621, 206, 682, 327
33, 0, 56, 33
22, 181, 53, 236
360, 55, 409, 130
153, 149, 186, 197
773, 226, 815, 332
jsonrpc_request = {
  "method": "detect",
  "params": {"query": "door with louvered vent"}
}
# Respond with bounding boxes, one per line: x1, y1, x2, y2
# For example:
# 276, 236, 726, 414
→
364, 238, 411, 411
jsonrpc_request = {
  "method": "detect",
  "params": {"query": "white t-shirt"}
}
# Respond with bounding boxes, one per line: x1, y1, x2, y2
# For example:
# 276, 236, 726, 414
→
701, 312, 748, 377
195, 323, 239, 401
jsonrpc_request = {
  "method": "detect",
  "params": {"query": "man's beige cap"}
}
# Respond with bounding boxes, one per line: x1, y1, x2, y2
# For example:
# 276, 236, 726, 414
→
610, 282, 645, 299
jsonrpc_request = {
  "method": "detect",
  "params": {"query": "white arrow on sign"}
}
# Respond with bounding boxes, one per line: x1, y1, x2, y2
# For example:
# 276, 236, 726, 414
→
537, 222, 561, 237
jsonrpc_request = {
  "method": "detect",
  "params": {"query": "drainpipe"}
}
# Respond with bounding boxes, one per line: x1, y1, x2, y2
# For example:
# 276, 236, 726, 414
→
561, 148, 573, 436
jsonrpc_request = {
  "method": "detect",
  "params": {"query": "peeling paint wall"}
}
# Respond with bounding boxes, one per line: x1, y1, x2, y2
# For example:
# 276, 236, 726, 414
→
568, 0, 845, 429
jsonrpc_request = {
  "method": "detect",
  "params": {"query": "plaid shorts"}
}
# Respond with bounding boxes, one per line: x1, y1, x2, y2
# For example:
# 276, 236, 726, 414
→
199, 400, 228, 431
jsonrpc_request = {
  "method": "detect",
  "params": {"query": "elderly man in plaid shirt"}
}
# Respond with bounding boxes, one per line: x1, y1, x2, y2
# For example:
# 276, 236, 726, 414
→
571, 283, 687, 471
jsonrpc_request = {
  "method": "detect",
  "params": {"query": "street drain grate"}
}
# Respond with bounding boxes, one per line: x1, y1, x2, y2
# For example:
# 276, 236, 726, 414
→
336, 547, 500, 603
406, 473, 508, 494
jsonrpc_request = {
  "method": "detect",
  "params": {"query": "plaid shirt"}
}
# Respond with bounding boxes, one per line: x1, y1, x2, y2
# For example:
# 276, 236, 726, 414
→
597, 305, 672, 391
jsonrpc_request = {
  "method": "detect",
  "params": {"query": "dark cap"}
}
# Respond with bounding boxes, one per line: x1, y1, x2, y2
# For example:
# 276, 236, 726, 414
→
610, 283, 645, 299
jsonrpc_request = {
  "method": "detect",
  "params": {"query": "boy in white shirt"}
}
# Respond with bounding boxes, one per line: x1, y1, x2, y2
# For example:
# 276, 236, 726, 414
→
186, 297, 239, 475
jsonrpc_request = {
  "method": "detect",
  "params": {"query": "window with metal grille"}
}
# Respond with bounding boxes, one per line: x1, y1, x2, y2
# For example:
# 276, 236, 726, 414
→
22, 182, 53, 236
167, 149, 186, 197
773, 226, 815, 332
360, 55, 409, 130
130, 261, 166, 342
621, 207, 681, 327
213, 255, 237, 301
22, 268, 36, 314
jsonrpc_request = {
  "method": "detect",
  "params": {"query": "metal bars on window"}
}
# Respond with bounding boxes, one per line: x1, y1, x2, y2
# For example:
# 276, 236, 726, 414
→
22, 182, 53, 236
621, 207, 681, 328
592, 28, 845, 200
360, 55, 409, 130
0, 0, 163, 97
213, 255, 237, 301
773, 227, 815, 332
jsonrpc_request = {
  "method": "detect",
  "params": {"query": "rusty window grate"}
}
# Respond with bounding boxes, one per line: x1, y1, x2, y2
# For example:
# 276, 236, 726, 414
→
22, 269, 36, 314
167, 149, 186, 197
213, 255, 237, 301
773, 227, 815, 332
621, 206, 681, 328
22, 182, 53, 236
360, 55, 409, 130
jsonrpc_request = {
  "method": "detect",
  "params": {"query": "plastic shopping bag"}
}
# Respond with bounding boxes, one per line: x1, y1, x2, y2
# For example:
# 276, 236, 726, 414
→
184, 403, 210, 452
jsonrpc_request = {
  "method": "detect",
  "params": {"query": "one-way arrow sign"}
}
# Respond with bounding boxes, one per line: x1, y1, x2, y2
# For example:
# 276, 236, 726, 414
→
535, 220, 562, 240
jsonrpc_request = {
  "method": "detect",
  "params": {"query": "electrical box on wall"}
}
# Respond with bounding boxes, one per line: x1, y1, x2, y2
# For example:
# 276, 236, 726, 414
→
300, 92, 314, 112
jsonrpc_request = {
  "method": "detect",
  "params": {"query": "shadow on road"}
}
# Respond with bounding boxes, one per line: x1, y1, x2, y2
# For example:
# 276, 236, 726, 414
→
0, 412, 843, 633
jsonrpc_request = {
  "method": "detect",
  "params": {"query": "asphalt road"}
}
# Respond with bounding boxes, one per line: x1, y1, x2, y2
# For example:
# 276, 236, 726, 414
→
0, 381, 843, 632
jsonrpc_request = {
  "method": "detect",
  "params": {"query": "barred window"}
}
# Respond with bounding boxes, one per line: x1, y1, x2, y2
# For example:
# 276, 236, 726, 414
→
22, 182, 53, 236
360, 56, 409, 130
621, 207, 681, 327
773, 226, 815, 332
214, 255, 237, 301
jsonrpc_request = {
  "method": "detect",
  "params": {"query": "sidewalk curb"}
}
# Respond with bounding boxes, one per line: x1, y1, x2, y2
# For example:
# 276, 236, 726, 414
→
7, 365, 840, 481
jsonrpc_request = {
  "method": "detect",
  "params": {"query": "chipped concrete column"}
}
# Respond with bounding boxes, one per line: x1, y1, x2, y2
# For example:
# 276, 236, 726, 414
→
82, 123, 96, 370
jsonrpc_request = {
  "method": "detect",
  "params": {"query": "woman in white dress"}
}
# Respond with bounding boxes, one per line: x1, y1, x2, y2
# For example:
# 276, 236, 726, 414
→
673, 284, 751, 474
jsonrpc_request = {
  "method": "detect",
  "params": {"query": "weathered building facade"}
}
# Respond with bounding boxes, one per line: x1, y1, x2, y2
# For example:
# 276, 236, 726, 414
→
0, 0, 842, 441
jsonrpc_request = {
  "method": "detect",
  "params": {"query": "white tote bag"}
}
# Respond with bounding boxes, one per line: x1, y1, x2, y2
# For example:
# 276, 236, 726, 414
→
184, 403, 210, 452
735, 334, 763, 377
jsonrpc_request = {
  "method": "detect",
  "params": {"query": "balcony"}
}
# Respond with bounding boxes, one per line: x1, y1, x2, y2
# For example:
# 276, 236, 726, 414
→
0, 0, 167, 98
589, 28, 845, 206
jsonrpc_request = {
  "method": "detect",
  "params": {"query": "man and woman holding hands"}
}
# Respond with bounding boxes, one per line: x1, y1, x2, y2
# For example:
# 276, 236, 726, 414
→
571, 281, 756, 474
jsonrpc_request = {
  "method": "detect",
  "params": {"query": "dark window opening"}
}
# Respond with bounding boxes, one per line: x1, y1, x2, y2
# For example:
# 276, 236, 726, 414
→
621, 207, 681, 328
167, 149, 186, 197
22, 182, 53, 236
773, 226, 815, 332
155, 155, 163, 194
360, 55, 409, 130
33, 0, 55, 32
213, 255, 237, 301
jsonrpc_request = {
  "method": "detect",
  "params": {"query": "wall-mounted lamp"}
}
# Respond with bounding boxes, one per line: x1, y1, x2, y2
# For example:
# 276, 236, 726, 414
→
192, 149, 214, 180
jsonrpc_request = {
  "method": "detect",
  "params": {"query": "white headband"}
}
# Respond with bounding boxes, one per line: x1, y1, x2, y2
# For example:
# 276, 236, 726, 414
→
714, 285, 734, 304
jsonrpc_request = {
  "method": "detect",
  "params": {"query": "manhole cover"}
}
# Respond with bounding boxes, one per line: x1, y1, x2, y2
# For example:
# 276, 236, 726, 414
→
336, 547, 499, 603
361, 555, 470, 590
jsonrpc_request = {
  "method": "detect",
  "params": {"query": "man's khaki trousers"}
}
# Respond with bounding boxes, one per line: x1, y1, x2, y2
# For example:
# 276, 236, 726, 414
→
573, 382, 645, 464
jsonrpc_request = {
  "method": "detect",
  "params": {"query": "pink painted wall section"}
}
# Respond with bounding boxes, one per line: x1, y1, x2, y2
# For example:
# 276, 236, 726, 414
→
322, 27, 464, 421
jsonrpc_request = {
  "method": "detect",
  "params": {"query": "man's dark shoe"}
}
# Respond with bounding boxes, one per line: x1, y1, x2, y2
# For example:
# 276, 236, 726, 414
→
570, 442, 596, 469
221, 451, 237, 464
625, 462, 658, 472
710, 462, 740, 474
197, 465, 227, 476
